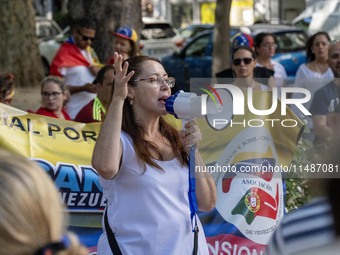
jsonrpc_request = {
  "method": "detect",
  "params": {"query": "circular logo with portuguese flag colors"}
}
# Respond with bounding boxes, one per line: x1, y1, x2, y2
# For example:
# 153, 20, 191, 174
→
245, 191, 260, 213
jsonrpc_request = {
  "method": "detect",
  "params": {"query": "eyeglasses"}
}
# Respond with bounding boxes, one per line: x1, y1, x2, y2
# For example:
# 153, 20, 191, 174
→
261, 43, 278, 49
42, 91, 62, 99
77, 30, 95, 42
133, 77, 175, 88
232, 58, 253, 66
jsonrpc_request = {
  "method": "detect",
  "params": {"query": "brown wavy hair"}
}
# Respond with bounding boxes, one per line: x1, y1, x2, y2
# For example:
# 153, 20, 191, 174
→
306, 31, 331, 62
122, 55, 188, 171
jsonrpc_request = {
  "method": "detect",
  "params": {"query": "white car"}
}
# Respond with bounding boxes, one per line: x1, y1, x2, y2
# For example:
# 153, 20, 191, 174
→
36, 17, 69, 76
38, 26, 69, 75
37, 18, 184, 75
140, 18, 184, 61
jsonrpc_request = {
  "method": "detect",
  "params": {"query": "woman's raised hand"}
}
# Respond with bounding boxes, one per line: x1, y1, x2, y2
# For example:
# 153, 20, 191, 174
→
113, 52, 134, 101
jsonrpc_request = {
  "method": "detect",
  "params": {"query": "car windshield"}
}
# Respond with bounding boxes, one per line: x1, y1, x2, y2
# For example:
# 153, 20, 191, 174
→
141, 23, 176, 40
275, 32, 307, 53
294, 17, 312, 33
185, 33, 211, 57
180, 26, 213, 39
36, 19, 62, 39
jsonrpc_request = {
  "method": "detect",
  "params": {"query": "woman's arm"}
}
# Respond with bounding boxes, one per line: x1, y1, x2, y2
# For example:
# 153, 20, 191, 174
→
180, 120, 217, 211
92, 53, 134, 179
194, 149, 217, 211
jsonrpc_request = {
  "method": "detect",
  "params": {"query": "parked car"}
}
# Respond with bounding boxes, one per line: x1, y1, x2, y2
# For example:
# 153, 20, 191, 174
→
179, 24, 213, 43
38, 26, 69, 76
140, 17, 184, 60
36, 17, 69, 76
248, 24, 308, 81
36, 16, 63, 41
161, 24, 308, 91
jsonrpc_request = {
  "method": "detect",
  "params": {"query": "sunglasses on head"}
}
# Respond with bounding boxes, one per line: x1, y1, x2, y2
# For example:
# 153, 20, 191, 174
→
77, 30, 95, 42
233, 58, 253, 66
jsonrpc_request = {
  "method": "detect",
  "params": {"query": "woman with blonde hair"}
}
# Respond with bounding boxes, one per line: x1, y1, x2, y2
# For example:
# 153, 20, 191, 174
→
0, 150, 88, 255
35, 76, 71, 120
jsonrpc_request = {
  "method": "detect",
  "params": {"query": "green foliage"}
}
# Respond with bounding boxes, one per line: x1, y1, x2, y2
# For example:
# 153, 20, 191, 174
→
285, 137, 316, 211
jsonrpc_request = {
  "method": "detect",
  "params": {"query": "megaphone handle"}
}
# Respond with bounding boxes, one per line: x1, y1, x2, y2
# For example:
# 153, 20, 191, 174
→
182, 118, 190, 130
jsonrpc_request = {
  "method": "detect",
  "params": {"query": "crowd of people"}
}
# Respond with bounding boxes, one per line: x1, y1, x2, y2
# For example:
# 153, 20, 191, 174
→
1, 15, 340, 255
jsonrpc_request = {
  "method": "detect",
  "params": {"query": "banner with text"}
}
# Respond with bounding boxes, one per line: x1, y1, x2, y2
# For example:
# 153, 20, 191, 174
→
0, 95, 303, 255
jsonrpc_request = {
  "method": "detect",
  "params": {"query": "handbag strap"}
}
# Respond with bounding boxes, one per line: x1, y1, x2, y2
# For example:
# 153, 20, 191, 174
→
104, 208, 122, 255
189, 145, 199, 255
103, 145, 199, 255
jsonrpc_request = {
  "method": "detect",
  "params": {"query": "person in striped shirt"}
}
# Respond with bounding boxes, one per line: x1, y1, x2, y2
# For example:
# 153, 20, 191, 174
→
265, 190, 335, 255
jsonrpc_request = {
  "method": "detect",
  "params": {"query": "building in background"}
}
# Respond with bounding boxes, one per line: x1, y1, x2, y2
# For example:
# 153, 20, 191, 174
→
149, 0, 307, 28
35, 0, 330, 30
150, 0, 255, 27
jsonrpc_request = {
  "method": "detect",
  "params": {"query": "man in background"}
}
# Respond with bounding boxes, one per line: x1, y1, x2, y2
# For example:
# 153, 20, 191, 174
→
310, 41, 340, 148
266, 42, 340, 255
74, 65, 114, 123
50, 17, 102, 119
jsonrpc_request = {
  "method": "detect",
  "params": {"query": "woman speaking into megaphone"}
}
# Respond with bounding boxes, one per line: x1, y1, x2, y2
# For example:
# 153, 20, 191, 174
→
92, 52, 216, 255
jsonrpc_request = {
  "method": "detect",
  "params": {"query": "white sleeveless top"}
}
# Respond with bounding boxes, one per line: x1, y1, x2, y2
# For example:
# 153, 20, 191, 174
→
291, 64, 334, 130
97, 132, 209, 255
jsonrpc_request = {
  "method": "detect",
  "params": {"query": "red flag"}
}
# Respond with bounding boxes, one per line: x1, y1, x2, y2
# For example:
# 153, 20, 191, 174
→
50, 42, 91, 77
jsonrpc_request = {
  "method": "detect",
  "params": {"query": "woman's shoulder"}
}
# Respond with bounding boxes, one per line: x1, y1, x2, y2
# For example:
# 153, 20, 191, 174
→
120, 131, 133, 145
272, 60, 284, 68
260, 83, 268, 91
35, 107, 53, 116
296, 63, 312, 76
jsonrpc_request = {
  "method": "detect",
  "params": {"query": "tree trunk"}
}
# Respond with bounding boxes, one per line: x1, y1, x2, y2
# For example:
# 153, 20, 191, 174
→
67, 0, 142, 63
212, 0, 232, 77
0, 0, 44, 87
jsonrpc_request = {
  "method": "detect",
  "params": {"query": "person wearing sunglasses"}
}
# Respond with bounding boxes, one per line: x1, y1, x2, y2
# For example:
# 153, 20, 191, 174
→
0, 73, 15, 105
215, 33, 275, 87
232, 46, 268, 91
35, 76, 71, 120
50, 17, 103, 119
92, 53, 216, 255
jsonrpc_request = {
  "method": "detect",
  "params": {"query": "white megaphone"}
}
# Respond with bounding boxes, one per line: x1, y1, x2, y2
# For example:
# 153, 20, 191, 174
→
165, 90, 230, 130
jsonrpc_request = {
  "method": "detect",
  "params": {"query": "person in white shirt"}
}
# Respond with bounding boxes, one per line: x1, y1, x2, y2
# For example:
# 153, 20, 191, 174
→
92, 53, 216, 255
291, 32, 333, 134
254, 32, 288, 89
50, 17, 102, 119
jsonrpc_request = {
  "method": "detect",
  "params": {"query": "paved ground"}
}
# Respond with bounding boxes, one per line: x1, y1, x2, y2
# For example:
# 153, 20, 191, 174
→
11, 86, 41, 112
